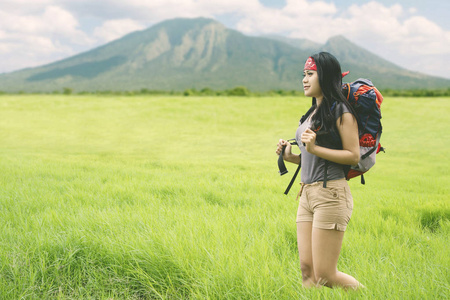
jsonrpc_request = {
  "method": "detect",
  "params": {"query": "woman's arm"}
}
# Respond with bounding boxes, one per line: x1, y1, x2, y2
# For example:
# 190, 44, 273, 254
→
301, 112, 360, 165
276, 139, 301, 165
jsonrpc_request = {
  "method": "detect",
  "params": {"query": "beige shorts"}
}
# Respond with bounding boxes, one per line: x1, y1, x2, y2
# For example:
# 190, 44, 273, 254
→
296, 178, 353, 231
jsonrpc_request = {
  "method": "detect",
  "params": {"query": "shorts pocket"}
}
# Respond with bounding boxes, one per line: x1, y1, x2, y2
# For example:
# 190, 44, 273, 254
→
318, 186, 340, 200
316, 187, 347, 211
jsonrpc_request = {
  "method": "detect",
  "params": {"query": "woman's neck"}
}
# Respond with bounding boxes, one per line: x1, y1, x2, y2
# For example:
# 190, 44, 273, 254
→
315, 96, 323, 107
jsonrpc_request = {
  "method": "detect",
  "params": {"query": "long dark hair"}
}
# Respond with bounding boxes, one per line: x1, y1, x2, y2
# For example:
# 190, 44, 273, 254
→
308, 52, 356, 142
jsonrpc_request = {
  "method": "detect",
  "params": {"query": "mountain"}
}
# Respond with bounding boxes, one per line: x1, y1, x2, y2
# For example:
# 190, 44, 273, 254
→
261, 35, 321, 52
318, 36, 449, 89
0, 17, 448, 92
0, 18, 310, 92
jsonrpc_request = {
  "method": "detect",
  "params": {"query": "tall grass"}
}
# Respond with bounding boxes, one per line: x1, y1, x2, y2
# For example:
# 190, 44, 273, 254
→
0, 95, 448, 299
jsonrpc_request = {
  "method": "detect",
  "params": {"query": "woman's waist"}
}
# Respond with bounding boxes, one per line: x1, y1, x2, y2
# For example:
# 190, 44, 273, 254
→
301, 178, 347, 188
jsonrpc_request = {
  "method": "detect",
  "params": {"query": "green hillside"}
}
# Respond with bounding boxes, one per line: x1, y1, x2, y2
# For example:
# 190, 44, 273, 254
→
0, 17, 448, 92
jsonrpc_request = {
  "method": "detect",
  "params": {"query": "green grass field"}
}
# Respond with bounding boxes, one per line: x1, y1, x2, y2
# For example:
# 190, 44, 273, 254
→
0, 95, 448, 299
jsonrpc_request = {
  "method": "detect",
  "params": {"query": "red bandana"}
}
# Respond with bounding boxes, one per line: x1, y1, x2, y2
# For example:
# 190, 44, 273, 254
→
304, 57, 317, 71
304, 56, 350, 77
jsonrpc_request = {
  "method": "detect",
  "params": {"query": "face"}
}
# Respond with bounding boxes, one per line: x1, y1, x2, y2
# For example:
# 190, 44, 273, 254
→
302, 70, 322, 99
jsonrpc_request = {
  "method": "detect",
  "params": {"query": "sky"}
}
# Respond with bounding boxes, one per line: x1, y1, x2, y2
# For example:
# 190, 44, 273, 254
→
1, 0, 449, 79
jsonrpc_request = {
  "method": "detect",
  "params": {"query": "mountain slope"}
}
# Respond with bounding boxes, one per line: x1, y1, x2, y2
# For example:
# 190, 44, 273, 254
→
0, 18, 448, 92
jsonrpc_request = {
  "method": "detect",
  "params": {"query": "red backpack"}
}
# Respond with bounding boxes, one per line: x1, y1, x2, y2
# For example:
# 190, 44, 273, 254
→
341, 78, 384, 183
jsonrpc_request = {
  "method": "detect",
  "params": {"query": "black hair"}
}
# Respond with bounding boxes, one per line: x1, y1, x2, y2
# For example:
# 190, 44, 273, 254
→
308, 52, 356, 138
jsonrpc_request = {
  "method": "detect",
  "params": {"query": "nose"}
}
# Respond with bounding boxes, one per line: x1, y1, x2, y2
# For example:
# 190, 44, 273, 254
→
302, 76, 307, 83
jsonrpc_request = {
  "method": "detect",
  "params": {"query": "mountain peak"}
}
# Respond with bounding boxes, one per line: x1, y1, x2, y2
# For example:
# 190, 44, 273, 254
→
261, 34, 321, 51
152, 17, 222, 32
323, 35, 356, 50
326, 35, 350, 43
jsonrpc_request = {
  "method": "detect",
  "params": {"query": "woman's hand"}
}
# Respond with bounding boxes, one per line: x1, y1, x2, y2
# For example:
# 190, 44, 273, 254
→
301, 128, 317, 153
276, 139, 292, 160
300, 113, 359, 166
276, 139, 301, 165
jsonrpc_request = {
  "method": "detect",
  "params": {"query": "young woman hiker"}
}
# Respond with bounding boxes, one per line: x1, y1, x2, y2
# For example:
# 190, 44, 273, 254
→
275, 52, 363, 290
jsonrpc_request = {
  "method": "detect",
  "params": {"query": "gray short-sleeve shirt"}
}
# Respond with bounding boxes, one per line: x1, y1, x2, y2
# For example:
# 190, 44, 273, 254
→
295, 103, 351, 184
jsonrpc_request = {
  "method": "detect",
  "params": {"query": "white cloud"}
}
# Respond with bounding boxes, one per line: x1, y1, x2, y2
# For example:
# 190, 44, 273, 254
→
60, 0, 260, 24
0, 33, 75, 74
336, 2, 450, 55
0, 0, 55, 13
320, 2, 450, 77
282, 0, 337, 17
0, 4, 94, 72
408, 7, 417, 14
234, 0, 338, 38
0, 5, 89, 41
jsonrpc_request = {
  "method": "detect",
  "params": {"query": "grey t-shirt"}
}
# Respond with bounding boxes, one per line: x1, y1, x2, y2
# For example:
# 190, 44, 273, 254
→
295, 103, 351, 184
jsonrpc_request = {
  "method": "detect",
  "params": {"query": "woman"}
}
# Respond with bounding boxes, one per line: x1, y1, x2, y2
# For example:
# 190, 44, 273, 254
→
276, 52, 363, 289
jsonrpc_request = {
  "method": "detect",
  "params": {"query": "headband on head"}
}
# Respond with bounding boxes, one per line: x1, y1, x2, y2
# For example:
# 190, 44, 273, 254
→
304, 56, 350, 78
304, 57, 317, 71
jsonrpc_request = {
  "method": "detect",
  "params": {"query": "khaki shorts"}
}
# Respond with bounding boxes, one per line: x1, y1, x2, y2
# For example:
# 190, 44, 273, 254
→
296, 178, 353, 231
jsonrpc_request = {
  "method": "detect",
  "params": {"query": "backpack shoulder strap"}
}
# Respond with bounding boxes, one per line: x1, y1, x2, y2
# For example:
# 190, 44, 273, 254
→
300, 105, 315, 124
344, 83, 351, 100
284, 162, 301, 195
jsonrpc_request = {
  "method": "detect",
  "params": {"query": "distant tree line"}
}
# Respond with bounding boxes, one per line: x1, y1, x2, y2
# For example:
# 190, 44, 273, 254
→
0, 86, 449, 97
378, 88, 450, 97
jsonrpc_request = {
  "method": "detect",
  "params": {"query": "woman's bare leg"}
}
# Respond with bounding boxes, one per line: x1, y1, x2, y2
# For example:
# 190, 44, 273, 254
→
311, 227, 361, 290
297, 222, 316, 287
